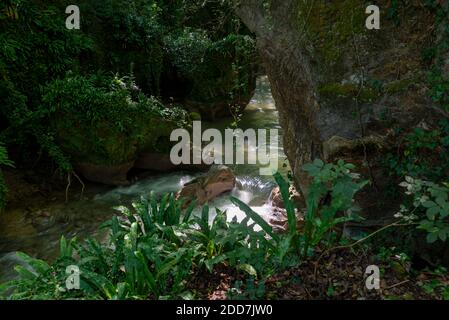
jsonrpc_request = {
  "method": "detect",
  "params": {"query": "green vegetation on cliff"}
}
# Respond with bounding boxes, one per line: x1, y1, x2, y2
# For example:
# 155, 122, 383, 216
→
0, 0, 257, 180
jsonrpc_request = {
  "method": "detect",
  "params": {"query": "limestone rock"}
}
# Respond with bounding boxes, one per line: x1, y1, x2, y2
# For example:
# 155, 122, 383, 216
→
177, 166, 236, 206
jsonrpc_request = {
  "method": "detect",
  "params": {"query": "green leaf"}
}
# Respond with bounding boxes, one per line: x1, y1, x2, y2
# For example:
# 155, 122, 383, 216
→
238, 264, 258, 278
439, 230, 447, 242
423, 200, 437, 208
134, 251, 158, 295
15, 252, 50, 275
182, 199, 197, 223
274, 172, 297, 237
313, 159, 325, 167
276, 234, 293, 262
199, 203, 210, 235
427, 232, 439, 244
231, 197, 278, 241
427, 206, 440, 220
14, 265, 37, 280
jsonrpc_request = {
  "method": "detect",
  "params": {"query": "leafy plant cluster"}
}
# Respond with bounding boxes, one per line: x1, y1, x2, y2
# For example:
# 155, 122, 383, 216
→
0, 160, 367, 299
418, 266, 449, 299
380, 1, 449, 246
382, 126, 449, 248
165, 30, 256, 104
1, 191, 273, 299
0, 0, 256, 185
396, 177, 449, 244
300, 160, 367, 256
40, 73, 188, 166
383, 120, 449, 184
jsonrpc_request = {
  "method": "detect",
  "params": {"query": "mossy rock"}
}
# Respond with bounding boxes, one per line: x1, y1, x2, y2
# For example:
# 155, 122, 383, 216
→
318, 83, 380, 102
300, 0, 368, 78
44, 75, 188, 170
384, 78, 415, 94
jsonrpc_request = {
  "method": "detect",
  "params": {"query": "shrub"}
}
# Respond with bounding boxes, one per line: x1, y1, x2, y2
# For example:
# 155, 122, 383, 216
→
164, 29, 257, 105
234, 160, 368, 260
396, 177, 449, 244
40, 74, 187, 167
384, 120, 449, 183
1, 191, 274, 299
0, 160, 365, 300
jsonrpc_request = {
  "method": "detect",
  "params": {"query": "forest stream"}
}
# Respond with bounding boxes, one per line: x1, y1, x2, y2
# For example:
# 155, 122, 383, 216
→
0, 76, 289, 283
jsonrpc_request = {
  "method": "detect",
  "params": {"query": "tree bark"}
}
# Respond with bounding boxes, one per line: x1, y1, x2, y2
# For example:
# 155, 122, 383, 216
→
235, 0, 323, 194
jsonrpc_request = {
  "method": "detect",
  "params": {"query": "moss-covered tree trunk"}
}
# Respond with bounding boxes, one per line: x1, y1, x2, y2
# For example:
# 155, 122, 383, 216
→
235, 0, 323, 194
235, 0, 441, 202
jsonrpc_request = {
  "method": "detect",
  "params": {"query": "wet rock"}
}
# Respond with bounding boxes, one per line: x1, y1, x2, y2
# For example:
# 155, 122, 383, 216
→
177, 166, 236, 206
268, 185, 303, 209
267, 208, 305, 234
266, 185, 304, 233
75, 161, 135, 186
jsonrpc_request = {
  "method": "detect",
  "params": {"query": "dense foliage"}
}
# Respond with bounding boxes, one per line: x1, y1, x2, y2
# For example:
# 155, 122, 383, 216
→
0, 0, 256, 181
0, 161, 366, 299
1, 0, 448, 301
41, 74, 188, 167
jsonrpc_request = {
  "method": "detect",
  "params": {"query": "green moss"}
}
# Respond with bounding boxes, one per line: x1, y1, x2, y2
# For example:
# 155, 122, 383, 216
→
318, 83, 379, 102
299, 0, 367, 72
189, 112, 202, 121
44, 75, 188, 166
384, 79, 414, 94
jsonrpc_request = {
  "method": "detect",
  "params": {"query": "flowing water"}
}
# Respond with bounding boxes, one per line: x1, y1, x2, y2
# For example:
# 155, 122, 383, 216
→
0, 76, 289, 282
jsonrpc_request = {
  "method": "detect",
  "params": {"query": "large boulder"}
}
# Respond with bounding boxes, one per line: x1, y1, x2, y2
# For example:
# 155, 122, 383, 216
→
177, 166, 236, 206
75, 161, 135, 186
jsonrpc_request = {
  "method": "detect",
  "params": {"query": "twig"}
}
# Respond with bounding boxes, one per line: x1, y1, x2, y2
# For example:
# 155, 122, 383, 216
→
72, 171, 85, 200
304, 286, 313, 299
386, 280, 410, 290
65, 172, 72, 203
313, 221, 416, 279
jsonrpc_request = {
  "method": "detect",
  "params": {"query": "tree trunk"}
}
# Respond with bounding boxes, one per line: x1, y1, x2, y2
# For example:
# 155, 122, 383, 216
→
235, 0, 323, 194
235, 1, 439, 200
